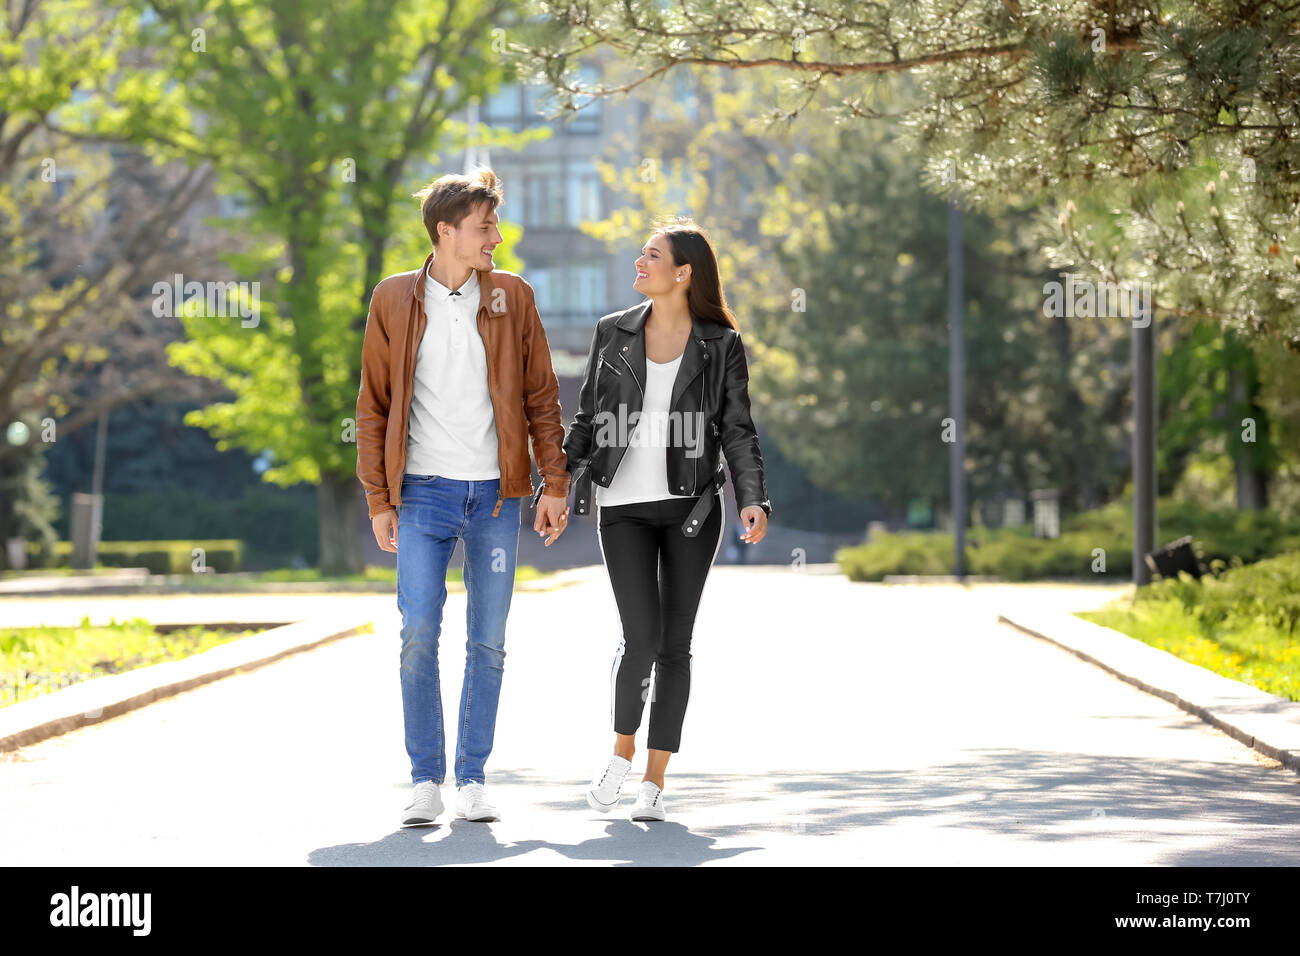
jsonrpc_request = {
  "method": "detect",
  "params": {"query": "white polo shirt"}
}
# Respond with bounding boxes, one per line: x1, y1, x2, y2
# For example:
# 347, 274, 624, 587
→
597, 353, 684, 507
404, 264, 500, 479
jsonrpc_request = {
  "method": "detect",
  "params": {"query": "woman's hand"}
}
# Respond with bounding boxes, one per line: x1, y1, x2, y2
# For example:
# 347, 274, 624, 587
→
738, 505, 767, 544
535, 494, 569, 547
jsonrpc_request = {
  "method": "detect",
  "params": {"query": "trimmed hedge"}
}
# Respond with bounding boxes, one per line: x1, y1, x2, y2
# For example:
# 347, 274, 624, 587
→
1141, 551, 1300, 638
837, 497, 1300, 582
27, 539, 245, 574
1077, 551, 1300, 701
50, 487, 317, 569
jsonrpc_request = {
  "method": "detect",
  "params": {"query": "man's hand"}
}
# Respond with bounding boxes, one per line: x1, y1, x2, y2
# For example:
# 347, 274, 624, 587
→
372, 510, 398, 553
534, 494, 569, 547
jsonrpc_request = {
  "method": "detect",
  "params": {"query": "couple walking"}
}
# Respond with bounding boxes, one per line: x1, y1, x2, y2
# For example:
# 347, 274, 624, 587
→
355, 168, 771, 826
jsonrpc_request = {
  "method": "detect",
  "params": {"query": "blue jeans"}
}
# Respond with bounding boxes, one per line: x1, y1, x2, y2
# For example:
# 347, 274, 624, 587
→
396, 475, 521, 787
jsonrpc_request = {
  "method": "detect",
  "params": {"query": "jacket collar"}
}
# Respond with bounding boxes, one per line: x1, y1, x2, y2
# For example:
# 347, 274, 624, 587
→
403, 250, 500, 321
613, 299, 725, 409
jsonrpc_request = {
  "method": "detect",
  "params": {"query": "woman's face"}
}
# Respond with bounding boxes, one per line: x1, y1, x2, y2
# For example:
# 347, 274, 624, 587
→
632, 233, 684, 295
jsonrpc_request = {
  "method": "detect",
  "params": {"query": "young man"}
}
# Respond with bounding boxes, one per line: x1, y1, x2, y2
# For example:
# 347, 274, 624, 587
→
355, 169, 571, 826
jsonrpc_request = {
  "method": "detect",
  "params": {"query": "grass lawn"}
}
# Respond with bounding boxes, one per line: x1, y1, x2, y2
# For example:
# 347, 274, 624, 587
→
1076, 555, 1300, 702
1, 564, 550, 588
0, 617, 259, 709
230, 564, 548, 584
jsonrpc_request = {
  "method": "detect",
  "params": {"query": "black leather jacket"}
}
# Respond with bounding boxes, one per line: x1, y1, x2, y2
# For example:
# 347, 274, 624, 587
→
561, 300, 772, 537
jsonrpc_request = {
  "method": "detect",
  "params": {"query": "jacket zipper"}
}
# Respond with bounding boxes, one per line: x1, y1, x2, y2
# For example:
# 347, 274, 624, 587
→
619, 351, 641, 392
712, 420, 721, 491
396, 295, 426, 510
479, 301, 508, 517
606, 350, 642, 481
694, 376, 701, 494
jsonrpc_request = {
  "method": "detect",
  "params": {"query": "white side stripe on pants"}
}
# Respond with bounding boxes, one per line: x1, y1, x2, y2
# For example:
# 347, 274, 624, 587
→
594, 508, 624, 732
678, 488, 727, 747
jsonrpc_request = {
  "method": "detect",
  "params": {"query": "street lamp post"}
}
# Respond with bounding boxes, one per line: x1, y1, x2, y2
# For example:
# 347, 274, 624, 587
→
949, 201, 967, 579
1133, 299, 1157, 585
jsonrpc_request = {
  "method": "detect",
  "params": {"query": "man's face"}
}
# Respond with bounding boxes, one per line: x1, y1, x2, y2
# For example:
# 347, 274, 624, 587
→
443, 201, 502, 269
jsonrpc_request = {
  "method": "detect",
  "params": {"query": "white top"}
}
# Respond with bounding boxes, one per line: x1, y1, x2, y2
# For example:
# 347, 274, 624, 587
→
405, 264, 500, 479
597, 353, 687, 508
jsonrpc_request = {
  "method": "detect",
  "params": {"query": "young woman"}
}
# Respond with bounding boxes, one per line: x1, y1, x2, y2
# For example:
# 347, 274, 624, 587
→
562, 218, 772, 822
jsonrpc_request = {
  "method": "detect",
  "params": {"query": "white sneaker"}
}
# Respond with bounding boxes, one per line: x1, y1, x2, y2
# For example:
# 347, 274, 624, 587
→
455, 782, 500, 822
586, 754, 633, 812
401, 780, 444, 827
629, 780, 666, 822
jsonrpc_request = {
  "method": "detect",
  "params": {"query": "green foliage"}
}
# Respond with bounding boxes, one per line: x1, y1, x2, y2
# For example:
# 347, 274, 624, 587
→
520, 0, 1300, 340
571, 67, 1133, 522
1080, 552, 1300, 701
0, 616, 258, 708
1063, 496, 1300, 565
1139, 551, 1300, 638
0, 424, 59, 569
837, 496, 1300, 581
745, 117, 1131, 516
30, 539, 245, 574
119, 1, 529, 481
90, 487, 316, 567
835, 530, 953, 581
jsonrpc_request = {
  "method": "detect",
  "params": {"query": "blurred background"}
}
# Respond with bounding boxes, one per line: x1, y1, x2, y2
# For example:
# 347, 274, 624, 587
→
3, 0, 1298, 589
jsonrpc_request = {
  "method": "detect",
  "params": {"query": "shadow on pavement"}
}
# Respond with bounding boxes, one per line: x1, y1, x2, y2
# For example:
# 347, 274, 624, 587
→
309, 817, 753, 867
309, 770, 761, 866
306, 750, 1300, 866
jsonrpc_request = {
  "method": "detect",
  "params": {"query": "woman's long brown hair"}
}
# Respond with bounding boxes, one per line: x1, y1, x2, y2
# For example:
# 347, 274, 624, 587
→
650, 216, 740, 331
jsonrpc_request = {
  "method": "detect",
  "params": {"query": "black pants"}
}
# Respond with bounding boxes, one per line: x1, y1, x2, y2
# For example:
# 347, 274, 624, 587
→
596, 490, 725, 753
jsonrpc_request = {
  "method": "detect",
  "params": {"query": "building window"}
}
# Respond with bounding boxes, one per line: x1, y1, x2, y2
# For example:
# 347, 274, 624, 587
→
523, 159, 565, 228
563, 65, 602, 135
529, 262, 608, 324
523, 83, 551, 125
484, 83, 523, 130
566, 159, 602, 226
570, 263, 606, 317
650, 69, 698, 122
529, 269, 553, 315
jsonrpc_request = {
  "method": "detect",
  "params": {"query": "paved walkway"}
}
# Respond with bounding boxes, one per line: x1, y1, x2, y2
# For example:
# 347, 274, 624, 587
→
3, 569, 1299, 865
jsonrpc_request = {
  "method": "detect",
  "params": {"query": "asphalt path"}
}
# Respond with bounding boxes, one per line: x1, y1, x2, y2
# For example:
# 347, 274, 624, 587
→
3, 569, 1299, 865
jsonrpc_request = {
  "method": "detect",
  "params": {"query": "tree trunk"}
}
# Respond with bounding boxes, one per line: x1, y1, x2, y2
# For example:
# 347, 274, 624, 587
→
317, 473, 365, 575
1051, 311, 1099, 510
1228, 365, 1270, 510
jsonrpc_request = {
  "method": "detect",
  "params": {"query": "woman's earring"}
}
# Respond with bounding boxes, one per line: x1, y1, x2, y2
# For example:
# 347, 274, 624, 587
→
675, 276, 682, 282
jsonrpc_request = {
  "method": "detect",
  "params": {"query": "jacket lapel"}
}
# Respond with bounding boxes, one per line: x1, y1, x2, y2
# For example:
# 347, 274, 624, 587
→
669, 315, 721, 409
613, 300, 649, 393
405, 253, 499, 349
614, 300, 726, 407
476, 265, 498, 320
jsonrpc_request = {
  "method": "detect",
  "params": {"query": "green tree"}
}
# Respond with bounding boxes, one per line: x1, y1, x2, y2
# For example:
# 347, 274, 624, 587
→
83, 0, 541, 572
1159, 321, 1279, 508
0, 0, 218, 568
574, 64, 1133, 522
515, 0, 1300, 344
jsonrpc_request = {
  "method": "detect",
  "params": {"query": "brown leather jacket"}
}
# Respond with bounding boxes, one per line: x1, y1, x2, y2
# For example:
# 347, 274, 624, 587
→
355, 252, 569, 520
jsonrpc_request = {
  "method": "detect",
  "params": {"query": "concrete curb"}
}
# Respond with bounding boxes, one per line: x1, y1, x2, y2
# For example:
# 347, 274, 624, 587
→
999, 610, 1300, 775
0, 569, 603, 753
0, 567, 597, 599
0, 615, 374, 754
